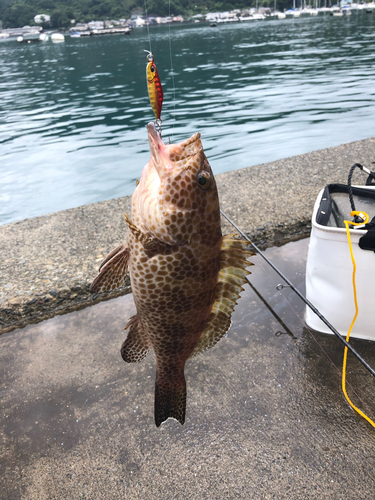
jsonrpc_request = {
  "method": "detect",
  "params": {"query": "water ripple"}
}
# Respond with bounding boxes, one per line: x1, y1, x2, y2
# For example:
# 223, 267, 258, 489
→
1, 14, 375, 224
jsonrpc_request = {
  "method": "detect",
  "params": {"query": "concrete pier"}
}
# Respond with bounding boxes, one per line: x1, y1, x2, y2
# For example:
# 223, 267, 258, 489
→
2, 239, 375, 499
1, 138, 375, 499
1, 137, 374, 333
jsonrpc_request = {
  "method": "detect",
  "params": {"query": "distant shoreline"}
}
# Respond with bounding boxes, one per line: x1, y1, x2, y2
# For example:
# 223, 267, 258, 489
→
1, 5, 374, 40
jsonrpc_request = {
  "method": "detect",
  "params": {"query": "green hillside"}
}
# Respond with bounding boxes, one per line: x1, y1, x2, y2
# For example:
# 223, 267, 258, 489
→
0, 0, 290, 29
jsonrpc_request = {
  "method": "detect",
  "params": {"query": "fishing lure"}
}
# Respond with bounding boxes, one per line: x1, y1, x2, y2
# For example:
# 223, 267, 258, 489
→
145, 51, 163, 130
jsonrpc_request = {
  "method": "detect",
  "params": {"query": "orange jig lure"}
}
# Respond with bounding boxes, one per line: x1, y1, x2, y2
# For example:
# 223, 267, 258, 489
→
146, 52, 163, 124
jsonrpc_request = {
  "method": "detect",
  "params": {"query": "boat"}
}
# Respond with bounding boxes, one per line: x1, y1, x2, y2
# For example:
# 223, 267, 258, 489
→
239, 15, 255, 21
319, 6, 332, 13
252, 12, 266, 19
270, 0, 287, 18
285, 8, 301, 17
331, 6, 344, 15
270, 11, 287, 18
305, 166, 375, 340
39, 33, 49, 41
51, 33, 65, 42
70, 31, 81, 38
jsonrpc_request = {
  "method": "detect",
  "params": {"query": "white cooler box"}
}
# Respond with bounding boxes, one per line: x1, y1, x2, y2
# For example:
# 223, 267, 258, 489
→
305, 184, 375, 341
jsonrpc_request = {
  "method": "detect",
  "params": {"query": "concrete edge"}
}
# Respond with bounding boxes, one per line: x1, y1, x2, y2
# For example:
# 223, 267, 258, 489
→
1, 136, 374, 333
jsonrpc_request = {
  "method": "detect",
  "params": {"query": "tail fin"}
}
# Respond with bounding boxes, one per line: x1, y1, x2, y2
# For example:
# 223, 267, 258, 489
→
154, 370, 186, 427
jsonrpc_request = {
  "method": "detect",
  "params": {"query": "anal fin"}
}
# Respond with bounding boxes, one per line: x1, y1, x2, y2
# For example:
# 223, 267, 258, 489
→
121, 315, 151, 363
90, 243, 129, 294
189, 235, 253, 358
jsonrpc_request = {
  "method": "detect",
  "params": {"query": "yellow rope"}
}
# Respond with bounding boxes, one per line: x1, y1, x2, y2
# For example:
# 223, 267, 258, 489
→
343, 211, 375, 428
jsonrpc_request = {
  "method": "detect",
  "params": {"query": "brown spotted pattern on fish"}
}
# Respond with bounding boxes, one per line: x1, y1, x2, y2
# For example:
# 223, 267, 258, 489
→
90, 123, 254, 427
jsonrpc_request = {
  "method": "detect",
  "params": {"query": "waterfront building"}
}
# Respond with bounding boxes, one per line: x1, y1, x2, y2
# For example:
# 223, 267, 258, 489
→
34, 14, 51, 24
88, 20, 104, 30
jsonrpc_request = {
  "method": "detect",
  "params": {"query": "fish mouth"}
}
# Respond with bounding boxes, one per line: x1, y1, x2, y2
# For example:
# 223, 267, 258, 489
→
147, 122, 163, 148
147, 122, 202, 169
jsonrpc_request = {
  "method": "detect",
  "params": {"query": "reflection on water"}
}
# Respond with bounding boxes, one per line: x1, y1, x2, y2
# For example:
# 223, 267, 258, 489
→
1, 15, 375, 225
1, 238, 375, 498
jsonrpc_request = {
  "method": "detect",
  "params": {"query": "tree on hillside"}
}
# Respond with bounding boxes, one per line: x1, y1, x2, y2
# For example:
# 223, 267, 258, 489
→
92, 1, 112, 17
1, 3, 35, 28
50, 9, 70, 28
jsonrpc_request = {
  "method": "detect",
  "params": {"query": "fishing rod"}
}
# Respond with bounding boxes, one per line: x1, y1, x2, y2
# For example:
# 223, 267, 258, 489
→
220, 209, 375, 379
245, 277, 297, 340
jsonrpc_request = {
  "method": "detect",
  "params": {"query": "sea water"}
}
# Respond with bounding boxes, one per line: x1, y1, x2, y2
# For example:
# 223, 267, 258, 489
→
1, 13, 375, 224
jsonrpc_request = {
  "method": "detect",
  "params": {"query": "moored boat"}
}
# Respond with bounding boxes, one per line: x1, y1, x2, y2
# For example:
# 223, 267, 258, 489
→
51, 33, 65, 42
331, 6, 344, 16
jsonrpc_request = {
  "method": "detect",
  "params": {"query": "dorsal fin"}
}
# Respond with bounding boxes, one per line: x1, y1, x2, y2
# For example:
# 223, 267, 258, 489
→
189, 236, 254, 358
90, 243, 129, 294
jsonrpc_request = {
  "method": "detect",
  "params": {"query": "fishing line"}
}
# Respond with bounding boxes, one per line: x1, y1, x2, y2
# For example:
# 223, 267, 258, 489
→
343, 214, 375, 427
143, 0, 152, 54
220, 209, 375, 379
245, 277, 296, 340
168, 0, 176, 138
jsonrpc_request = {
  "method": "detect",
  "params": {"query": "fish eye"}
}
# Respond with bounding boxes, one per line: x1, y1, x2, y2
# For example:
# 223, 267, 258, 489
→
151, 65, 155, 73
197, 171, 211, 190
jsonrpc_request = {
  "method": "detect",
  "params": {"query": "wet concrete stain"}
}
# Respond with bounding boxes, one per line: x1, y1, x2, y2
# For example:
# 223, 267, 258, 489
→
1, 238, 375, 499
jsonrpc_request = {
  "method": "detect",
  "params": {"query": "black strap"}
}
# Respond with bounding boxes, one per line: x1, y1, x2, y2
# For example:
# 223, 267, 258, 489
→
359, 216, 375, 252
347, 163, 366, 223
366, 173, 375, 186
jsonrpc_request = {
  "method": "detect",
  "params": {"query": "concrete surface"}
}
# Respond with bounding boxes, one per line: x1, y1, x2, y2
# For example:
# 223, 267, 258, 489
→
1, 239, 375, 499
1, 137, 374, 333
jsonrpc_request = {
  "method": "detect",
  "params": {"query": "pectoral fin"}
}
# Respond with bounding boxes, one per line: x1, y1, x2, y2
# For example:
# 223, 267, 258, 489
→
189, 236, 254, 358
124, 213, 159, 250
90, 243, 129, 293
121, 315, 151, 363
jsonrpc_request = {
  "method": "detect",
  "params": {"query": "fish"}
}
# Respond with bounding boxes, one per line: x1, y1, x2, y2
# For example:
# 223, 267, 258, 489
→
90, 123, 253, 426
146, 56, 163, 121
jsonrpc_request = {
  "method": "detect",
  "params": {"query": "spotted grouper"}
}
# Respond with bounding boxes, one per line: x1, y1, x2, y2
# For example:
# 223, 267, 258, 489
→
90, 123, 253, 426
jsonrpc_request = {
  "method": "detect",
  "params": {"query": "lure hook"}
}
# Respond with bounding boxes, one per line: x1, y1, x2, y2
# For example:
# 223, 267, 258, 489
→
144, 50, 154, 62
276, 284, 290, 291
155, 118, 162, 136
